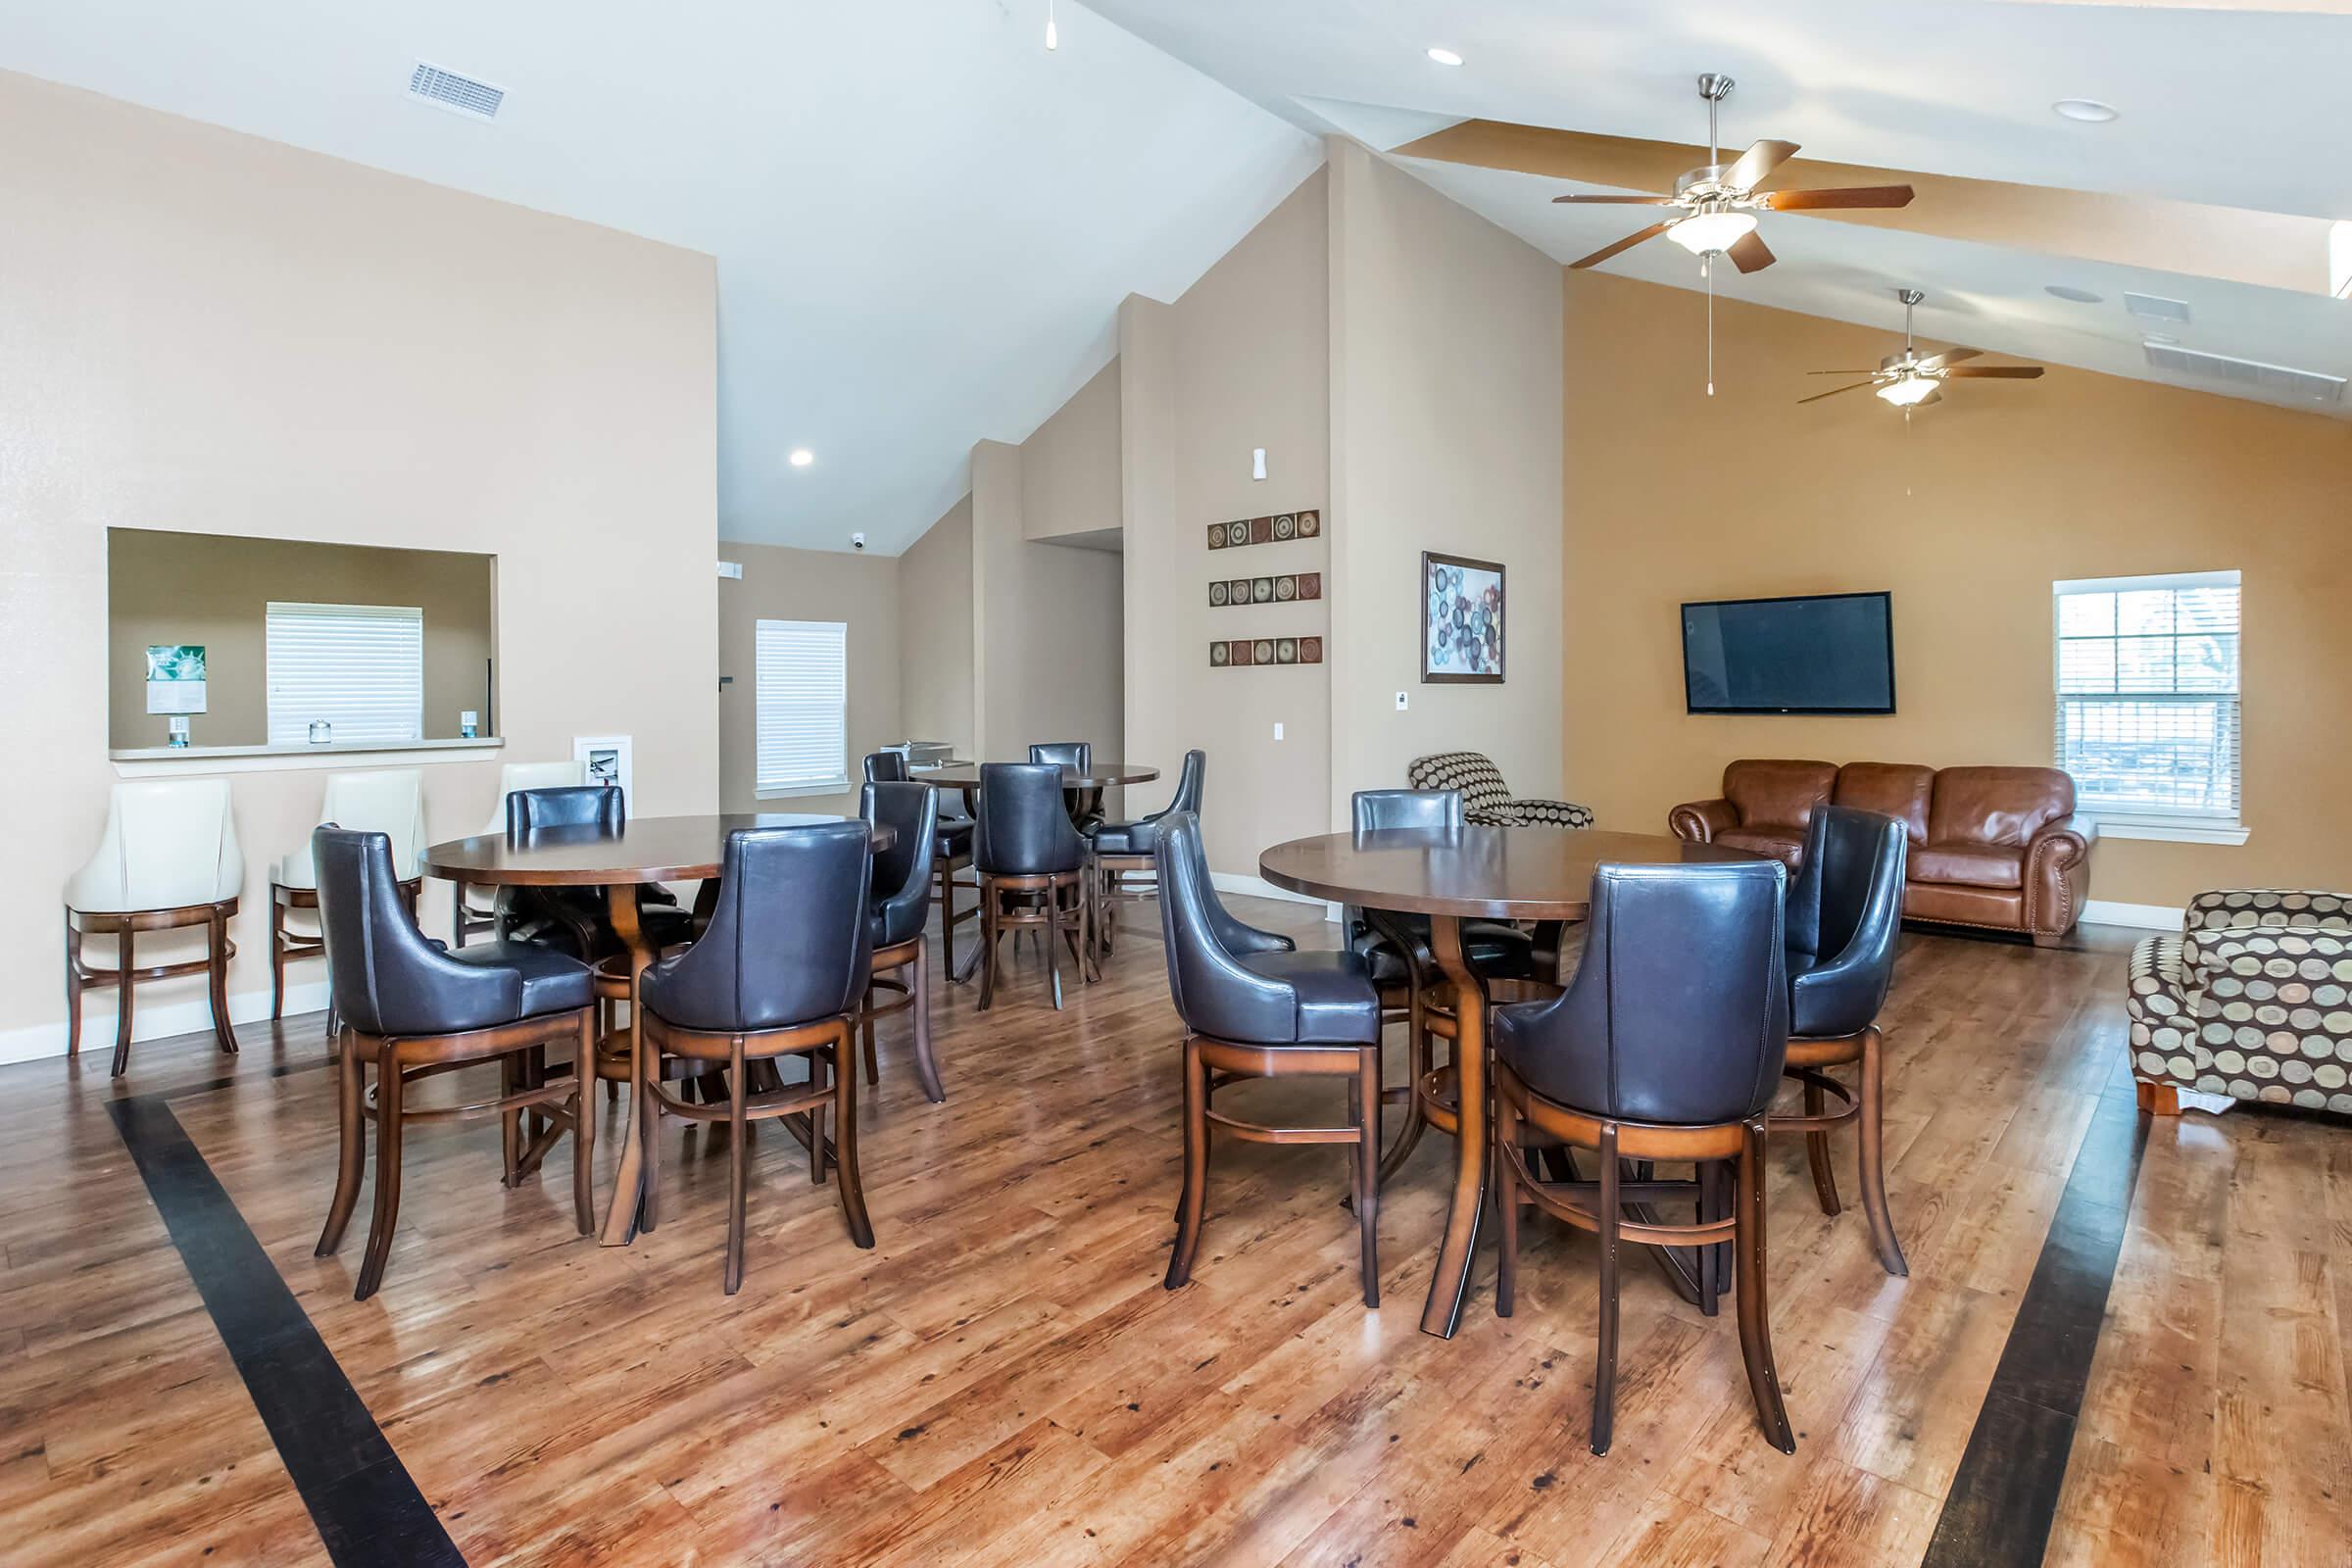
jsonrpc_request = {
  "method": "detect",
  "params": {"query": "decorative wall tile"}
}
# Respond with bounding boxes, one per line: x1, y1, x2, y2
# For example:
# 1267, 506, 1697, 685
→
1206, 510, 1323, 552
1208, 571, 1323, 607
1209, 638, 1325, 667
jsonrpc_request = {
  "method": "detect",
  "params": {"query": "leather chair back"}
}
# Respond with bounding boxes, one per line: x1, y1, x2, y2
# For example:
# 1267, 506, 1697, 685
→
861, 781, 939, 947
1028, 742, 1092, 772
863, 751, 910, 784
508, 785, 623, 837
320, 770, 427, 878
478, 760, 588, 835
1351, 789, 1464, 833
974, 762, 1086, 876
65, 779, 244, 913
1786, 805, 1908, 1038
314, 826, 519, 1036
1495, 859, 1789, 1125
641, 822, 874, 1033
1162, 749, 1205, 816
1153, 811, 1308, 1043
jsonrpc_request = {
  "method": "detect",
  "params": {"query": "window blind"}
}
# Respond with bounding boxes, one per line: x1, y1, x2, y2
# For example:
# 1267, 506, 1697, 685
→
2052, 571, 2240, 821
265, 603, 425, 747
756, 618, 848, 795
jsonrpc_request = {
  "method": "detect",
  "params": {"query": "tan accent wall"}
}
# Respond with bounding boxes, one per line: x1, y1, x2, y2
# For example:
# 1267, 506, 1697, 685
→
2, 71, 716, 1054
1327, 141, 1566, 829
1561, 269, 2352, 909
717, 542, 902, 817
898, 493, 977, 756
1122, 170, 1333, 877
1021, 361, 1123, 543
107, 530, 494, 749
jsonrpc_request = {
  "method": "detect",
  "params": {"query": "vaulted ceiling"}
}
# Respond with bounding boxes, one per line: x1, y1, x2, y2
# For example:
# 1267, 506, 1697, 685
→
1092, 0, 2352, 422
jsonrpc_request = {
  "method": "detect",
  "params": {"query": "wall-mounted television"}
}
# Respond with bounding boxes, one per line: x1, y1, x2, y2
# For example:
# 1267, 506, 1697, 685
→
1681, 592, 1895, 715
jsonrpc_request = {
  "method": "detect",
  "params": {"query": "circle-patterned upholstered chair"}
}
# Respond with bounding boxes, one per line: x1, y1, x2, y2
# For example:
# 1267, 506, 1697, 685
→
1404, 752, 1593, 829
2126, 890, 2352, 1115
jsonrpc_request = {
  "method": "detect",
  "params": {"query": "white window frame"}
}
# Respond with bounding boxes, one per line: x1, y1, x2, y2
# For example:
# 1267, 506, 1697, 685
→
265, 601, 425, 748
2052, 569, 2247, 846
755, 617, 849, 798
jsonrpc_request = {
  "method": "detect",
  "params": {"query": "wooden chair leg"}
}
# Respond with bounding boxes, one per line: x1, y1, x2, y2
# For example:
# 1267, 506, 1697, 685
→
2135, 1079, 2181, 1116
725, 1040, 750, 1295
316, 1043, 366, 1255
977, 885, 1000, 1013
355, 1060, 405, 1300
860, 986, 880, 1087
832, 1036, 875, 1249
809, 1052, 828, 1186
1045, 888, 1066, 1011
908, 938, 944, 1103
572, 1009, 597, 1236
110, 923, 135, 1079
639, 1029, 662, 1234
935, 859, 956, 983
64, 926, 82, 1062
500, 1054, 523, 1188
1803, 1080, 1840, 1215
208, 908, 236, 1055
1592, 1121, 1622, 1456
270, 902, 288, 1020
1166, 1035, 1209, 1290
1378, 998, 1432, 1187
1857, 1028, 1906, 1277
1354, 1043, 1381, 1308
1736, 1118, 1796, 1453
1494, 1085, 1521, 1319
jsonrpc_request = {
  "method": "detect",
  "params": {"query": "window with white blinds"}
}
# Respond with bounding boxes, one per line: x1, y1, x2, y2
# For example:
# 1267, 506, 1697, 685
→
2053, 571, 2241, 825
756, 618, 849, 796
265, 603, 424, 747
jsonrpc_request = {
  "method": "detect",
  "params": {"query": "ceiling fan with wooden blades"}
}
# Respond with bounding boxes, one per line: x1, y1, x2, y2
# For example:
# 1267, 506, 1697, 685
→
1555, 74, 1914, 273
1802, 288, 2046, 416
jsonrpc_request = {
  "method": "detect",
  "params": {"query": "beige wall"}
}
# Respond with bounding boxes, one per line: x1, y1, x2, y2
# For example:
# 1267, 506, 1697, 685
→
1, 72, 717, 1057
899, 493, 977, 755
717, 542, 902, 817
1123, 169, 1334, 877
1021, 361, 1123, 543
1326, 140, 1566, 828
1561, 269, 2352, 909
107, 530, 494, 749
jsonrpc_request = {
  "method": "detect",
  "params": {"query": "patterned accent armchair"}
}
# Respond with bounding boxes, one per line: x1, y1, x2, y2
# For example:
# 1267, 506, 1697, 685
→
1404, 753, 1593, 829
2127, 890, 2352, 1115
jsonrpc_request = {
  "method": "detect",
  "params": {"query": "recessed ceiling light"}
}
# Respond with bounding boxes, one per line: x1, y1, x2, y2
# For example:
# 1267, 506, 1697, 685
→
2052, 99, 2119, 123
788, 449, 814, 468
2045, 284, 2103, 304
1426, 46, 1464, 67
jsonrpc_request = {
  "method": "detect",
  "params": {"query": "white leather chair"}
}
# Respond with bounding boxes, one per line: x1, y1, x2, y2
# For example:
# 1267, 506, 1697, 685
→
270, 770, 427, 1022
65, 778, 245, 1076
454, 760, 587, 946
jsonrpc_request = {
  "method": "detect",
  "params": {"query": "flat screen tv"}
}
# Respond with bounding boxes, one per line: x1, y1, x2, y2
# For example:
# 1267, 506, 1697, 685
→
1681, 592, 1895, 715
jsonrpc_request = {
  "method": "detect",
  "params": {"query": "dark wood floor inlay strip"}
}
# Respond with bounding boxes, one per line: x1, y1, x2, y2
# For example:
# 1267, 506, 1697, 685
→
107, 1094, 466, 1568
1920, 1065, 2150, 1567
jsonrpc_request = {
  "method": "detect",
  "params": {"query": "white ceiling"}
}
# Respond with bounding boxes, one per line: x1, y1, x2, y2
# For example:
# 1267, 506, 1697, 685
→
0, 0, 1319, 552
1090, 0, 2352, 418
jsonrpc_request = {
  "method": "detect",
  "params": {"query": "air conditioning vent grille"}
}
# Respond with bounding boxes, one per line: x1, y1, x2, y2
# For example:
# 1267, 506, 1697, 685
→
409, 62, 504, 121
2143, 342, 2345, 404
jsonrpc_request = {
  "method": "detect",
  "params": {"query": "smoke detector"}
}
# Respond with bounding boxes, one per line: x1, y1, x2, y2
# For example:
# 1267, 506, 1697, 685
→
409, 61, 505, 122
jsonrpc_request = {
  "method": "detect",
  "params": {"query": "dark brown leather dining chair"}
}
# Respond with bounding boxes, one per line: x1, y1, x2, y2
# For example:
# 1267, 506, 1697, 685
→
1029, 741, 1103, 829
858, 781, 946, 1102
865, 750, 977, 980
1492, 858, 1795, 1456
973, 762, 1095, 1010
1087, 748, 1203, 957
636, 821, 877, 1295
310, 826, 598, 1301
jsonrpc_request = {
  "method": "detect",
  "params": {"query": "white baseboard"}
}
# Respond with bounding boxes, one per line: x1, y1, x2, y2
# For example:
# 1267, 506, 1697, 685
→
0, 978, 332, 1068
2082, 899, 2184, 932
1212, 871, 1341, 919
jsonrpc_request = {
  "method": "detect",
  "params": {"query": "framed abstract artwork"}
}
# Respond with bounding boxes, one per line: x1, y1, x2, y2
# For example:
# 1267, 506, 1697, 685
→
1422, 552, 1504, 683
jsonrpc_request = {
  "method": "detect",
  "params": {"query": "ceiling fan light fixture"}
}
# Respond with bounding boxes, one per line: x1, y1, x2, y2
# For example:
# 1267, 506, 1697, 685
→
1426, 46, 1464, 67
1875, 375, 1937, 409
1666, 210, 1757, 257
2052, 98, 2118, 123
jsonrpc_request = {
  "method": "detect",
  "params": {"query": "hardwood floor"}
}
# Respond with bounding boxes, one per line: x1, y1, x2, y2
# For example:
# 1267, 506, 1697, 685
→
2, 897, 2345, 1566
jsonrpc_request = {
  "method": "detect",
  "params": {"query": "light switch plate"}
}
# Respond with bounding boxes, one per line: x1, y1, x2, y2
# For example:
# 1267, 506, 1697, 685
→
1395, 691, 1409, 710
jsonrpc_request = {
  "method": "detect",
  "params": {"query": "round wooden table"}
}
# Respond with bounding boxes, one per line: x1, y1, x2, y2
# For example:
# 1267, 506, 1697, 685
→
423, 812, 895, 1246
1259, 825, 1760, 1338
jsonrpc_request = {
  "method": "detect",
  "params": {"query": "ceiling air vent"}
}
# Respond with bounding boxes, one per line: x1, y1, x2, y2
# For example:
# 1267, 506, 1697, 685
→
2123, 291, 2192, 325
409, 61, 504, 122
2142, 342, 2345, 404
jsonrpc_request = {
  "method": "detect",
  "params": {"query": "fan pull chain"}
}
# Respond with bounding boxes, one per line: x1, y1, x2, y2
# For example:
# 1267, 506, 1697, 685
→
1704, 255, 1715, 397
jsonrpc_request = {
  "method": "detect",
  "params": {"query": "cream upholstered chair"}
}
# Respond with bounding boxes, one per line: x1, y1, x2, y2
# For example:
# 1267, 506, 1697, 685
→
454, 760, 587, 945
65, 778, 245, 1077
270, 770, 426, 1022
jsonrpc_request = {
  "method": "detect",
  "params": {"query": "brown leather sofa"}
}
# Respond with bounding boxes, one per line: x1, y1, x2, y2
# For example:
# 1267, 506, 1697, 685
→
1670, 760, 2095, 946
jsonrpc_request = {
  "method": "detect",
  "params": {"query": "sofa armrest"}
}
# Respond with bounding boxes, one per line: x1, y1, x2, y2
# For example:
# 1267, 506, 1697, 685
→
2185, 889, 2352, 937
2024, 815, 2095, 940
1498, 797, 1595, 829
1669, 799, 1738, 843
2126, 934, 2201, 1090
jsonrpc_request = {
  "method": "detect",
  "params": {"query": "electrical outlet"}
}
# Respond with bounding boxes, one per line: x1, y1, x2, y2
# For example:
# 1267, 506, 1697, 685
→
1395, 691, 1409, 711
